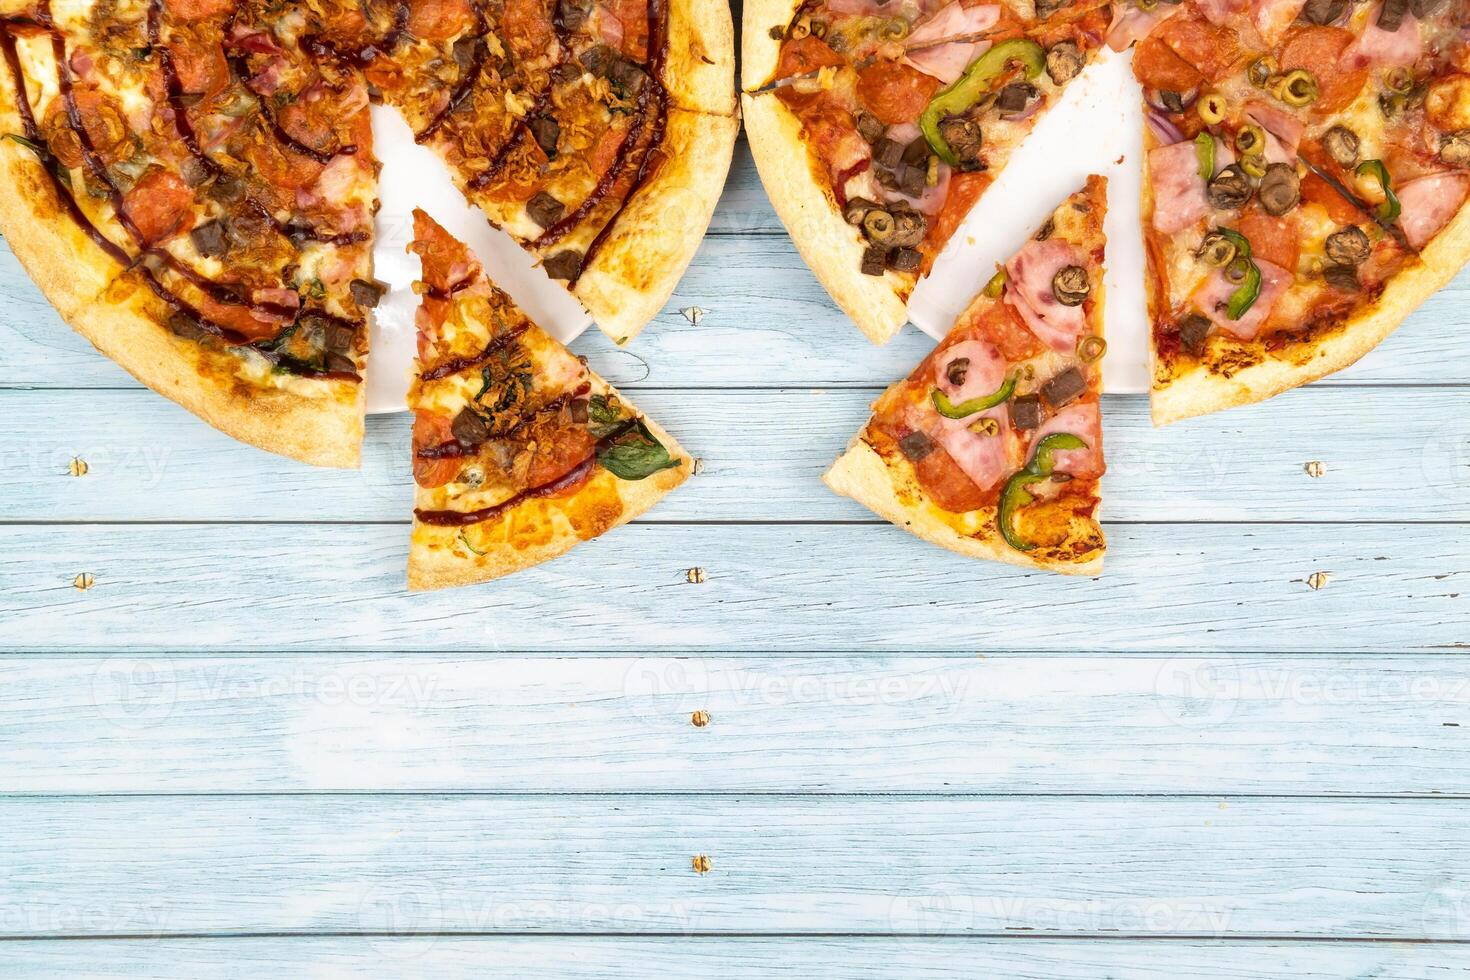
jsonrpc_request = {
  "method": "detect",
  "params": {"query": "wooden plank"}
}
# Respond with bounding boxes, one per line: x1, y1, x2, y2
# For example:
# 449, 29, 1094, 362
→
2, 795, 1469, 938
2, 937, 1467, 978
3, 232, 1468, 391
2, 386, 1468, 523
0, 523, 1464, 653
6, 655, 1470, 795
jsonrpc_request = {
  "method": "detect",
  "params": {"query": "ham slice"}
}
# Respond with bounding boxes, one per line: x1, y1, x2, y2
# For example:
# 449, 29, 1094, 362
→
1190, 256, 1292, 340
1246, 102, 1303, 165
928, 404, 1017, 493
828, 0, 948, 15
1107, 5, 1171, 51
1341, 5, 1422, 70
904, 4, 1001, 84
1004, 239, 1090, 353
1252, 0, 1308, 45
931, 339, 1008, 413
1196, 0, 1247, 24
1396, 172, 1470, 249
1029, 401, 1104, 480
1148, 139, 1210, 235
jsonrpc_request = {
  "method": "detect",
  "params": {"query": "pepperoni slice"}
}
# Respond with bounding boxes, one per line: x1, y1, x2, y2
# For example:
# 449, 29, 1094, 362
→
856, 61, 941, 126
409, 0, 475, 42
1132, 34, 1204, 92
913, 444, 992, 512
606, 0, 650, 60
1279, 27, 1364, 113
1153, 16, 1241, 82
1300, 171, 1364, 225
1236, 208, 1300, 272
775, 35, 845, 79
498, 0, 551, 58
959, 291, 1045, 362
243, 133, 325, 191
192, 292, 287, 343
170, 41, 228, 97
925, 171, 991, 258
412, 412, 464, 489
163, 0, 233, 22
122, 168, 195, 244
411, 208, 473, 292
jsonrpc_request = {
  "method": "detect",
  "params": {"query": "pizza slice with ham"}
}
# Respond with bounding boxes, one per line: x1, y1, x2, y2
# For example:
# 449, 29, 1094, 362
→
824, 175, 1108, 574
406, 209, 690, 590
742, 0, 1114, 344
1123, 0, 1470, 423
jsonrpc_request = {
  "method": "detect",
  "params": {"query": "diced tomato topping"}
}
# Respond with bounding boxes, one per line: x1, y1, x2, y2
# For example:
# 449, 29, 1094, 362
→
1236, 208, 1300, 272
1300, 171, 1364, 225
163, 0, 233, 22
1279, 27, 1364, 113
122, 168, 195, 244
1132, 34, 1204, 92
856, 60, 941, 126
408, 0, 474, 41
412, 412, 464, 489
776, 35, 845, 79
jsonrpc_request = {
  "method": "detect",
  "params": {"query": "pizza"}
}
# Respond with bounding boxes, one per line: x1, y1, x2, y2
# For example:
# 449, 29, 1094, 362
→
0, 0, 735, 467
741, 0, 1114, 343
407, 209, 689, 589
1122, 0, 1470, 423
824, 175, 1108, 574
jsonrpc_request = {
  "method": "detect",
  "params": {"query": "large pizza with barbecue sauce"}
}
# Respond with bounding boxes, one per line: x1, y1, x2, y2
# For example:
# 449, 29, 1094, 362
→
407, 209, 689, 589
824, 175, 1108, 574
742, 0, 1114, 343
1119, 0, 1470, 422
0, 0, 735, 467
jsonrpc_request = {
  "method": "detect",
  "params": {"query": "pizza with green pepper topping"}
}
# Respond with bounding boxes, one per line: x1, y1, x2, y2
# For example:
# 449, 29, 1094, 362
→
824, 175, 1108, 575
407, 209, 689, 590
742, 0, 1113, 343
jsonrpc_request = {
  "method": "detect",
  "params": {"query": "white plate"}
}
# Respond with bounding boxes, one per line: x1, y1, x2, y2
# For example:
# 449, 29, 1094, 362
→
366, 105, 592, 415
909, 48, 1149, 394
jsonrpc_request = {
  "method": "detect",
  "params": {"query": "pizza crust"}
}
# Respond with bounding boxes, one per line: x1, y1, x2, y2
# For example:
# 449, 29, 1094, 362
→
662, 0, 737, 115
740, 0, 802, 90
407, 410, 691, 590
576, 108, 738, 345
822, 437, 1104, 577
741, 92, 911, 344
1152, 196, 1470, 426
77, 272, 364, 467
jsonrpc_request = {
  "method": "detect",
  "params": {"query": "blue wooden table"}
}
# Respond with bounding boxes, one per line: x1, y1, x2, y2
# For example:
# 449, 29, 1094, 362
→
1, 135, 1469, 977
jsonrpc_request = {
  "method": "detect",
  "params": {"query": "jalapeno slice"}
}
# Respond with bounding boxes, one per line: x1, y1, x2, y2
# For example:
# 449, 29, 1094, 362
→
1216, 228, 1262, 320
920, 39, 1046, 166
998, 432, 1089, 552
1194, 132, 1215, 180
931, 373, 1017, 418
1356, 159, 1402, 224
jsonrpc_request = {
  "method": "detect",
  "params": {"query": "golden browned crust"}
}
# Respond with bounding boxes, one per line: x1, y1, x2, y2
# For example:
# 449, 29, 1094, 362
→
740, 0, 802, 90
663, 0, 737, 115
741, 92, 911, 344
407, 405, 691, 590
576, 108, 738, 345
84, 273, 364, 467
822, 437, 1104, 577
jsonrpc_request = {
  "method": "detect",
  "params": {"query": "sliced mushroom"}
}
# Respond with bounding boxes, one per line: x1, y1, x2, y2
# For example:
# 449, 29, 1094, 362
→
1259, 163, 1300, 216
452, 35, 486, 69
451, 406, 489, 446
945, 357, 970, 386
1322, 263, 1360, 292
889, 209, 928, 248
1323, 125, 1360, 168
1325, 226, 1370, 266
349, 278, 388, 308
1041, 366, 1086, 408
527, 191, 566, 229
528, 116, 560, 157
189, 220, 228, 259
1206, 164, 1253, 210
542, 250, 582, 280
1441, 130, 1470, 168
1010, 394, 1043, 431
887, 247, 923, 272
1302, 0, 1347, 23
1411, 0, 1446, 14
555, 0, 593, 30
1046, 41, 1083, 85
1035, 0, 1072, 15
1052, 265, 1090, 306
1178, 312, 1211, 356
843, 196, 879, 226
1376, 0, 1408, 31
937, 115, 983, 169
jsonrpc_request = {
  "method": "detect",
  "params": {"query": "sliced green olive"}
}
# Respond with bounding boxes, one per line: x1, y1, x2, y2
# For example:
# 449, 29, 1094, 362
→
1277, 69, 1318, 106
1197, 93, 1226, 125
1239, 154, 1268, 178
1235, 124, 1265, 156
1247, 57, 1276, 88
1198, 231, 1237, 267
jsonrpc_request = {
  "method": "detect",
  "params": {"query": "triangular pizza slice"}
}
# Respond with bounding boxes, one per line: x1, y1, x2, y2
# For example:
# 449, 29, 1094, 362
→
824, 176, 1108, 574
742, 0, 1114, 343
406, 209, 690, 590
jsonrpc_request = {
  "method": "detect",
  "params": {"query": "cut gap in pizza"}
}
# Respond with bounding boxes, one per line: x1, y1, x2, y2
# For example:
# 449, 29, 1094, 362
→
741, 0, 1115, 344
0, 0, 736, 467
1123, 0, 1470, 423
406, 209, 690, 590
825, 175, 1108, 575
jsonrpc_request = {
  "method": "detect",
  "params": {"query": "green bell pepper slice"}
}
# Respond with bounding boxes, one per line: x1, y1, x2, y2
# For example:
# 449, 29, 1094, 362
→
1356, 159, 1401, 224
998, 432, 1089, 552
1194, 132, 1215, 180
1216, 228, 1262, 321
920, 39, 1046, 166
931, 372, 1017, 419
